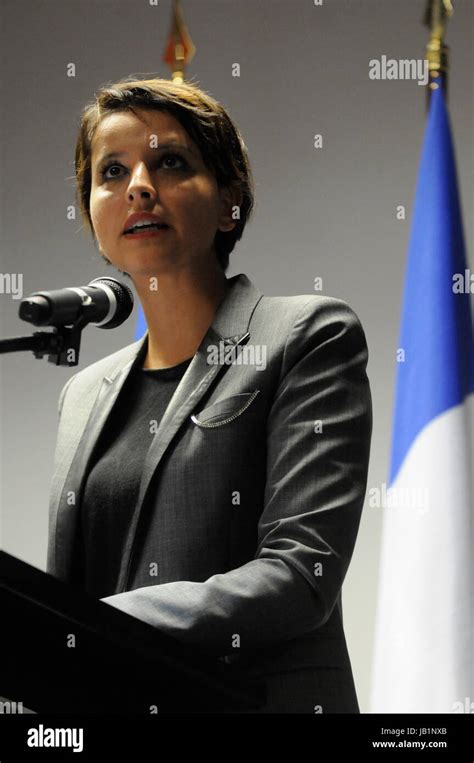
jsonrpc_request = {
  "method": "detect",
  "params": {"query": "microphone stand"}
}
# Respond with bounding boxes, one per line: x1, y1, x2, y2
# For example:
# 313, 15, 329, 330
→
0, 314, 89, 366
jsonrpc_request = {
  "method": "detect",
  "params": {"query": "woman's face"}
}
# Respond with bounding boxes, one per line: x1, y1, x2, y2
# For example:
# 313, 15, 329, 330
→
89, 108, 236, 278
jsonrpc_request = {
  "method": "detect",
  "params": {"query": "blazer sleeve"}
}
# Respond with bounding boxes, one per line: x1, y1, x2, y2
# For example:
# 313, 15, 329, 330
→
100, 297, 373, 656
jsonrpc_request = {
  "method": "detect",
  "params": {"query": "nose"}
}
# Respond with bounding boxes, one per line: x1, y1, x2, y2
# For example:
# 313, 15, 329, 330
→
126, 162, 158, 205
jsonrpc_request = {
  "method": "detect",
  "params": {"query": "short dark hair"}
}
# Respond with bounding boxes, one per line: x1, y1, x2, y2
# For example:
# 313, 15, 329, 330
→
74, 76, 255, 273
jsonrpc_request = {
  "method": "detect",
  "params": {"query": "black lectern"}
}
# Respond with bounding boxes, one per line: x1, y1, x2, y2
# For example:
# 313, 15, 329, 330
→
0, 552, 266, 714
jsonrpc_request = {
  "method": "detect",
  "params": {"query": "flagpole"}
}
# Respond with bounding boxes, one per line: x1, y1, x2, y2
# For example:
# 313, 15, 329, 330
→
423, 0, 453, 110
162, 0, 196, 83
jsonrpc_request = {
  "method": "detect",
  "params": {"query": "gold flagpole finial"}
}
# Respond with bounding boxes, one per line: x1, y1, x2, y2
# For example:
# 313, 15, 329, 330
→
162, 0, 196, 83
423, 0, 453, 108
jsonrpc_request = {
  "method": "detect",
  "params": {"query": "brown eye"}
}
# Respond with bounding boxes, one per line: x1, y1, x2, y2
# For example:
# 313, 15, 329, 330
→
100, 153, 188, 181
160, 153, 188, 170
101, 163, 123, 180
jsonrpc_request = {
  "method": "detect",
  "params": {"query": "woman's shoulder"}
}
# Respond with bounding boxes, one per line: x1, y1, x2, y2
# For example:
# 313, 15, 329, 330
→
254, 291, 366, 339
243, 291, 369, 386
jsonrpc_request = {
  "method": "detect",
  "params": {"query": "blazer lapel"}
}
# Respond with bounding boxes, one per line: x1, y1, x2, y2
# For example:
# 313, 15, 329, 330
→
116, 273, 263, 591
52, 273, 263, 586
52, 339, 146, 581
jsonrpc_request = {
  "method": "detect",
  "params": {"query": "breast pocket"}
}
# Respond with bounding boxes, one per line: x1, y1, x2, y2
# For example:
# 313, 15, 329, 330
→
191, 390, 260, 428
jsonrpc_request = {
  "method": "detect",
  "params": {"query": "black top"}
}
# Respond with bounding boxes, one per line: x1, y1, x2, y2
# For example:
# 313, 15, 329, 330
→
76, 355, 193, 598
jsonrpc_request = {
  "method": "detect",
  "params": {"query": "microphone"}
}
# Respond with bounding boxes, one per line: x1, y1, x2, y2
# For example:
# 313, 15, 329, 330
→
18, 277, 134, 330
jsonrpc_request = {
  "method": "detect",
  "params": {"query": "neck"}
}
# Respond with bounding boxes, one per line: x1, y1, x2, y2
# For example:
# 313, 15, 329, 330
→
132, 265, 230, 370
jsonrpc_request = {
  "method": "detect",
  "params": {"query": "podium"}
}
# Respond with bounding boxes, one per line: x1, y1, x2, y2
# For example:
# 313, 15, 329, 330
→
0, 551, 266, 714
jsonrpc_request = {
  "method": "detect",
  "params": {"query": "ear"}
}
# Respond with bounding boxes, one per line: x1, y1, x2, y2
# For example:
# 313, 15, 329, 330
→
217, 185, 243, 233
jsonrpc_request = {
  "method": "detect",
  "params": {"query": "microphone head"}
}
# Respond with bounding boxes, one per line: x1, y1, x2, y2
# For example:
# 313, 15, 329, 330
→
88, 277, 134, 329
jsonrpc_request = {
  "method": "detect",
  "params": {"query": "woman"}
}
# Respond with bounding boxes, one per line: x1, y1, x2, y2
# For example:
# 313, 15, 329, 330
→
47, 76, 373, 714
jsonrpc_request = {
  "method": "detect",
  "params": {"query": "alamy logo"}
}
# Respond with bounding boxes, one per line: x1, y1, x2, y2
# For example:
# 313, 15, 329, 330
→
452, 697, 474, 713
369, 56, 429, 86
206, 340, 267, 370
368, 482, 430, 514
27, 724, 84, 753
0, 272, 23, 299
0, 699, 23, 713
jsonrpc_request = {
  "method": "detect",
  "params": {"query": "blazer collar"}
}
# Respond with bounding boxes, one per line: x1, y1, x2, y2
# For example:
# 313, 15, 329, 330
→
103, 272, 263, 381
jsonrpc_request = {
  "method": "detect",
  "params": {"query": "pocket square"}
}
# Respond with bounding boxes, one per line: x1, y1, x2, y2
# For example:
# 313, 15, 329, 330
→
191, 390, 260, 428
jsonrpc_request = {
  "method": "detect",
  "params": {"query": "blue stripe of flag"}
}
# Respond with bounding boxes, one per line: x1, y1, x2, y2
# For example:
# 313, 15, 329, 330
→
389, 84, 474, 485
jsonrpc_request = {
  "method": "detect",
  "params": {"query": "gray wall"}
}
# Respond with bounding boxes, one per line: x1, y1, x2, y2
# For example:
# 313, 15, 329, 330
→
1, 0, 472, 713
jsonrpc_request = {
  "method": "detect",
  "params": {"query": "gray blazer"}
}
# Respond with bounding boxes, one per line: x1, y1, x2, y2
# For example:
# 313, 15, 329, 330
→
47, 272, 372, 713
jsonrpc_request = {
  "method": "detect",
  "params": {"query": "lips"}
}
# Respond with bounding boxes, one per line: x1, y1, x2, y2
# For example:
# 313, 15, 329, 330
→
123, 212, 169, 234
124, 225, 170, 239
124, 222, 169, 235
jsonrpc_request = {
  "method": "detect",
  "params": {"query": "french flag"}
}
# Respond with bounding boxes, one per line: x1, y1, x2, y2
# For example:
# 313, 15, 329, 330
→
371, 84, 474, 713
